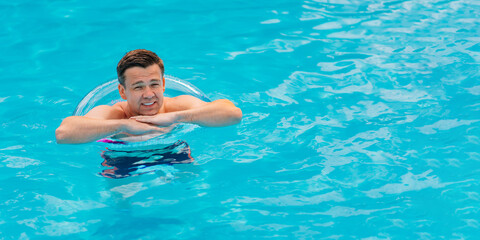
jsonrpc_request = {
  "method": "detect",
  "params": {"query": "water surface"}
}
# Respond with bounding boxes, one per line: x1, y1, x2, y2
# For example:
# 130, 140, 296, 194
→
1, 0, 480, 239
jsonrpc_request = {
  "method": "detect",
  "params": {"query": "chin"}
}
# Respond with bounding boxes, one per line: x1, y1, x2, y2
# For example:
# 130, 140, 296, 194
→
139, 109, 159, 116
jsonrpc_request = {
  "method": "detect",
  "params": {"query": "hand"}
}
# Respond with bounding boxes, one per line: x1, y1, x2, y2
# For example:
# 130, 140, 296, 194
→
131, 112, 180, 127
120, 119, 165, 135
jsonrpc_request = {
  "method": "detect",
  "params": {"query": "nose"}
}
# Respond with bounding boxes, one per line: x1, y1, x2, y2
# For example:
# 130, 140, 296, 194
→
143, 87, 155, 98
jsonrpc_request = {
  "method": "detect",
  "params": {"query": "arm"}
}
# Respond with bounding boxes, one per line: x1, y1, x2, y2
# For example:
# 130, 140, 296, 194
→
132, 96, 242, 127
55, 105, 163, 144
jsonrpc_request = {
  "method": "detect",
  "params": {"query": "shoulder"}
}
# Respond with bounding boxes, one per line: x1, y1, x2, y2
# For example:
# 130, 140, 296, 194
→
84, 102, 127, 119
164, 95, 208, 112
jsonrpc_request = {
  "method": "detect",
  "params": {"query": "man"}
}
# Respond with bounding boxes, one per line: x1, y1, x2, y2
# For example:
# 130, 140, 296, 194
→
56, 49, 242, 144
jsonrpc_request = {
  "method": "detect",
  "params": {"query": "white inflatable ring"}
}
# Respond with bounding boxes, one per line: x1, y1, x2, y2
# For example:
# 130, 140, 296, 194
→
73, 75, 211, 148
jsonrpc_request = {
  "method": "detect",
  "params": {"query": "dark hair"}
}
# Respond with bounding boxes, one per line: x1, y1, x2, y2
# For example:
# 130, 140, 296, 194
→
116, 49, 164, 86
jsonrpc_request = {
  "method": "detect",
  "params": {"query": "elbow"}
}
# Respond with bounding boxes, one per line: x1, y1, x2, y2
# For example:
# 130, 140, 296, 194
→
55, 118, 75, 144
208, 99, 243, 126
55, 117, 81, 144
222, 99, 242, 125
56, 127, 80, 144
231, 107, 243, 125
55, 126, 68, 144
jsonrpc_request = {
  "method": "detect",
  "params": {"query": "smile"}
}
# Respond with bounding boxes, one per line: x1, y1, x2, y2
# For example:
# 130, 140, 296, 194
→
142, 102, 155, 106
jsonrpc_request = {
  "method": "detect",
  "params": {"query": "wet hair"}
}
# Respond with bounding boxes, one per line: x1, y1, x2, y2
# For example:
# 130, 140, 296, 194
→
116, 49, 164, 86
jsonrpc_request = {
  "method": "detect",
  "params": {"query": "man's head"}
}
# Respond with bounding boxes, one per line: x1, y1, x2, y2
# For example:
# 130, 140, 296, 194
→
117, 49, 164, 86
117, 49, 166, 116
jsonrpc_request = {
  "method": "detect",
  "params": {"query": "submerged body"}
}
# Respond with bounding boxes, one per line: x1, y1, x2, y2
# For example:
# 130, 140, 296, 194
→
56, 50, 242, 144
100, 140, 193, 179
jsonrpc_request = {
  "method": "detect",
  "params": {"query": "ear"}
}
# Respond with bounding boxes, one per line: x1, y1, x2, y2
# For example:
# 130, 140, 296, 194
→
162, 76, 166, 92
118, 84, 127, 100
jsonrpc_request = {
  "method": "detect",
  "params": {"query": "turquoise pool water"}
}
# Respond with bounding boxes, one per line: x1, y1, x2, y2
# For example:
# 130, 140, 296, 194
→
1, 0, 480, 239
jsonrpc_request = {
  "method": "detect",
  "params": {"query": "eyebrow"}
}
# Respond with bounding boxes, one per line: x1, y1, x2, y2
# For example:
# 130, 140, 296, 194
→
131, 79, 161, 86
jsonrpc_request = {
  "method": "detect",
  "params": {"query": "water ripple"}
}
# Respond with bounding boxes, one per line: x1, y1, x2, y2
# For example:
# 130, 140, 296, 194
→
224, 191, 344, 206
417, 119, 479, 135
364, 170, 447, 198
1, 0, 480, 238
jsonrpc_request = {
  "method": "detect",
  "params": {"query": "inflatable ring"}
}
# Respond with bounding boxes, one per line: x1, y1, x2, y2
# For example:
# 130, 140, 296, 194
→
74, 75, 211, 149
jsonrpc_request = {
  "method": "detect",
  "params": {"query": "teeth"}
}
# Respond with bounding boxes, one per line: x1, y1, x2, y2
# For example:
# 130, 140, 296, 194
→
143, 102, 154, 106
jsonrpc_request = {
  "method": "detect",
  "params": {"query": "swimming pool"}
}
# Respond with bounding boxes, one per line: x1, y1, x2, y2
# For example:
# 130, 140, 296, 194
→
1, 0, 479, 238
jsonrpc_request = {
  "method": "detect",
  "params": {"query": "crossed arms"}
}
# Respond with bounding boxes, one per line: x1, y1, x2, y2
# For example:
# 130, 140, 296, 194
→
55, 96, 242, 144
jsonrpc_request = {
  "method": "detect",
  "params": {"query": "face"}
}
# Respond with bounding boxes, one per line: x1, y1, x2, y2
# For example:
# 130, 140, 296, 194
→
118, 64, 166, 116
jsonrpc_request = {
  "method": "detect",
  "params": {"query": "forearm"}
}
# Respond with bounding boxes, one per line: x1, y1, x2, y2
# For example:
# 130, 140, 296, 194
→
176, 99, 242, 127
56, 116, 124, 144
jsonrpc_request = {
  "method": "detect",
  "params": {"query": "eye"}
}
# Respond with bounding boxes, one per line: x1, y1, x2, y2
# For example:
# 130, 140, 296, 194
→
151, 83, 160, 88
134, 86, 143, 90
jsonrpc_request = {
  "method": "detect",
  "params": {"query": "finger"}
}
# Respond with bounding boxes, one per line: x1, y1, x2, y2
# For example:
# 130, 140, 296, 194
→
151, 126, 166, 133
130, 116, 149, 120
132, 117, 154, 123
